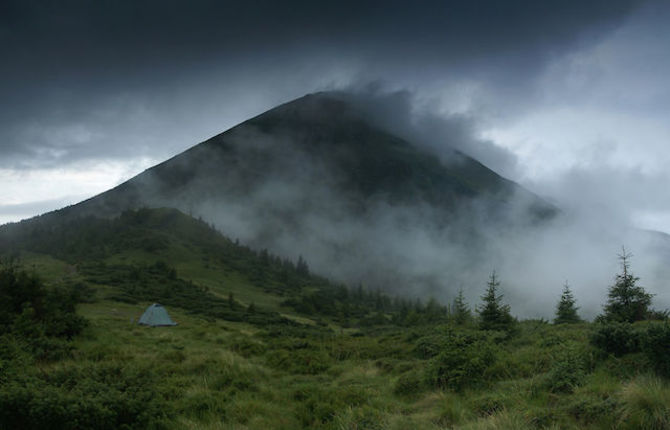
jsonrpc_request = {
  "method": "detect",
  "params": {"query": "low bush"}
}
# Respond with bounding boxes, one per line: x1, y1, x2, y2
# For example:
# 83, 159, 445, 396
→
0, 362, 171, 430
641, 323, 670, 378
545, 347, 586, 393
424, 330, 496, 392
414, 333, 448, 359
590, 322, 641, 356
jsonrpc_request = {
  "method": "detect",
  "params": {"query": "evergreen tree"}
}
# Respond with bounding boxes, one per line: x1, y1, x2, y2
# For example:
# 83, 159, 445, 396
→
259, 248, 270, 266
554, 282, 581, 324
228, 292, 237, 310
246, 302, 256, 314
600, 247, 653, 323
477, 271, 515, 332
296, 255, 309, 276
452, 288, 472, 325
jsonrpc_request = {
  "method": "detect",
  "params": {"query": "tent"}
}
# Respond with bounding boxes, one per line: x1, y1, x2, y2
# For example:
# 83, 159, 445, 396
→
138, 303, 177, 326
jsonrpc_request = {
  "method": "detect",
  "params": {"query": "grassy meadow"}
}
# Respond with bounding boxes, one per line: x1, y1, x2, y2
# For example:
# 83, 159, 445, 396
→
1, 208, 670, 429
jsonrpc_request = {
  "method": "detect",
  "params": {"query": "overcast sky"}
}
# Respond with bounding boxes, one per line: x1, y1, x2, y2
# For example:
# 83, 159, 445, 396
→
2, 0, 670, 232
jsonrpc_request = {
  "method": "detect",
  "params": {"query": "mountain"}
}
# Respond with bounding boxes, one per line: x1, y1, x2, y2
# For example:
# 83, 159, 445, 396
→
1, 92, 556, 294
67, 92, 554, 219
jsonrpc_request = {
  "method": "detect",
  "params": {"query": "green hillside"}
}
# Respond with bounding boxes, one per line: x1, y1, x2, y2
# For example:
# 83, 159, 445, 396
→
0, 207, 444, 327
2, 208, 670, 429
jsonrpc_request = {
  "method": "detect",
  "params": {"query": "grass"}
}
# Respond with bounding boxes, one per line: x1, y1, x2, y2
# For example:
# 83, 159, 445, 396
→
618, 375, 670, 429
105, 243, 289, 312
3, 208, 670, 429
12, 299, 652, 429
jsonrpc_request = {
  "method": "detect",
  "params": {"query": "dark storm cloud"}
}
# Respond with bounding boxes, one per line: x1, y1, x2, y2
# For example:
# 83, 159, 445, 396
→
1, 0, 642, 70
0, 0, 645, 168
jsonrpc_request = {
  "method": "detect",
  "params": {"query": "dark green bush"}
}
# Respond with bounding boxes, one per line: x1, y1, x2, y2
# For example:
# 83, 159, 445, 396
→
424, 330, 496, 391
545, 347, 586, 393
414, 334, 448, 359
0, 261, 88, 363
0, 363, 171, 430
590, 322, 641, 356
641, 323, 670, 378
1, 262, 87, 337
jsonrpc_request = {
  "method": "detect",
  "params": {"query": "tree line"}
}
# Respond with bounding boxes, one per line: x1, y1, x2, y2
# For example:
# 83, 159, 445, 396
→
453, 247, 667, 336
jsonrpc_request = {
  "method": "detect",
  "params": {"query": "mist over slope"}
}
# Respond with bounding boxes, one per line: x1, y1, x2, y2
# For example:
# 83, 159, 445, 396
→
5, 92, 669, 318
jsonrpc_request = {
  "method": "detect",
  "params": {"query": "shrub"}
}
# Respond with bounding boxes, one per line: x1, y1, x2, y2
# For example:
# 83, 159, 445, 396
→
0, 362, 171, 430
0, 262, 88, 343
641, 323, 670, 378
545, 347, 586, 393
590, 322, 641, 356
414, 334, 448, 359
424, 330, 496, 391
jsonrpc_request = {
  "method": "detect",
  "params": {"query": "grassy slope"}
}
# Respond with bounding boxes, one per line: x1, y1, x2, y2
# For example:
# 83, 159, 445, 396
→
3, 208, 303, 313
3, 209, 670, 429
41, 300, 670, 430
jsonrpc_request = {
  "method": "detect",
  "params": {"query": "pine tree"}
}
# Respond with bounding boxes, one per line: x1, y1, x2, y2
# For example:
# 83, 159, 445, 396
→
246, 302, 256, 314
477, 271, 515, 332
452, 288, 471, 325
296, 255, 309, 276
554, 282, 581, 324
600, 247, 653, 323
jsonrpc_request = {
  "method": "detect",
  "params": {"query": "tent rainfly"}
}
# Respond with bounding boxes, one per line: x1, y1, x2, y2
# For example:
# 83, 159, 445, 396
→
138, 303, 177, 326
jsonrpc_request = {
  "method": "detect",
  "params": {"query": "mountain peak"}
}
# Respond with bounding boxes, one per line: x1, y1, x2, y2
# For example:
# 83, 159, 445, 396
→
3, 92, 556, 291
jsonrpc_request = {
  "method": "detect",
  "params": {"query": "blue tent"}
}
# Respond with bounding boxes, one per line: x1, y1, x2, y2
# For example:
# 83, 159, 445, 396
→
138, 303, 177, 326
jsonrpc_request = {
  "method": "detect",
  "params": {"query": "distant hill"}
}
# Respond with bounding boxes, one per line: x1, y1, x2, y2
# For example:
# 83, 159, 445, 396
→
1, 92, 557, 293
0, 207, 448, 327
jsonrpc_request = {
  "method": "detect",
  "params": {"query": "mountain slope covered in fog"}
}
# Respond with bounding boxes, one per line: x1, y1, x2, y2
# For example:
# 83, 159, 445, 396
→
62, 92, 556, 223
6, 92, 555, 294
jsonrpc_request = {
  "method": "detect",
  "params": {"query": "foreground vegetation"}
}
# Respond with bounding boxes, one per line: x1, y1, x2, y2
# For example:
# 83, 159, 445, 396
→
1, 208, 669, 429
